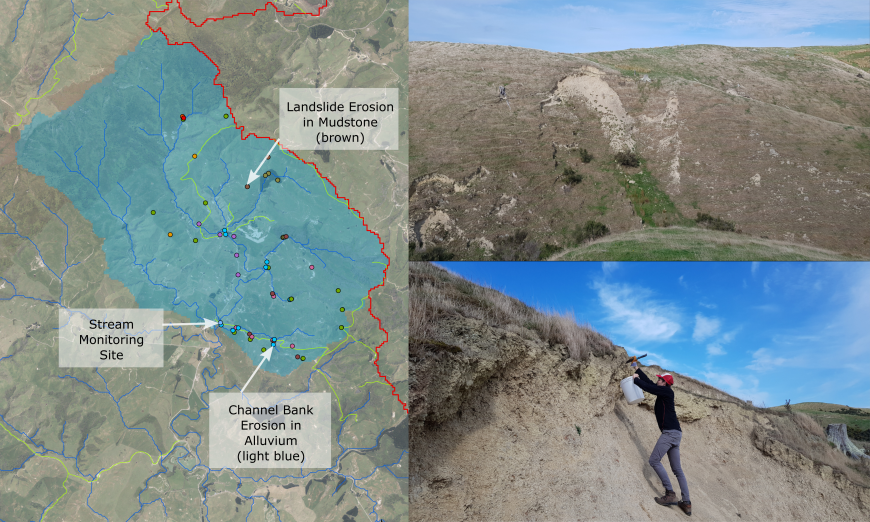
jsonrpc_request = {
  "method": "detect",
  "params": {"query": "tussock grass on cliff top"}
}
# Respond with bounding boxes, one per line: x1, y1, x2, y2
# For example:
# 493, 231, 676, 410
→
410, 262, 616, 360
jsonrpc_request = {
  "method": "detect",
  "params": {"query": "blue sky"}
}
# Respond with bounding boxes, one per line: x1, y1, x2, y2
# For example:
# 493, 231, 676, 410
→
411, 1, 870, 53
432, 262, 870, 407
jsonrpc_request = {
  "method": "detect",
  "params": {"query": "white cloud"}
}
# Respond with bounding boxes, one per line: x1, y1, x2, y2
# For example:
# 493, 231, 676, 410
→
678, 275, 688, 289
711, 0, 868, 32
594, 281, 681, 342
720, 330, 738, 344
560, 4, 603, 13
707, 343, 726, 356
699, 301, 717, 309
625, 347, 675, 370
751, 261, 759, 277
702, 371, 770, 406
704, 327, 738, 356
747, 347, 793, 372
693, 314, 721, 341
602, 262, 619, 276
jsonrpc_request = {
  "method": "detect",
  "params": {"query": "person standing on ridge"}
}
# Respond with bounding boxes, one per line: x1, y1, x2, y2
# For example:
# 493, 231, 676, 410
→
631, 362, 692, 516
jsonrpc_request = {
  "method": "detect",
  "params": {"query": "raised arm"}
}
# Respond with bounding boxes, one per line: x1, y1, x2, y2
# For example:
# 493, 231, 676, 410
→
633, 369, 665, 395
635, 368, 654, 385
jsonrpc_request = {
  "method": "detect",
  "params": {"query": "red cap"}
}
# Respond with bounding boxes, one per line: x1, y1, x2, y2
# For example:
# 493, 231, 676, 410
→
656, 373, 674, 386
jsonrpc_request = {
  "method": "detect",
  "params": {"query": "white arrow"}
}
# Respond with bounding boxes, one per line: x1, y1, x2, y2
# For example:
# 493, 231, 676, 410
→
246, 139, 281, 184
163, 318, 218, 328
240, 346, 274, 394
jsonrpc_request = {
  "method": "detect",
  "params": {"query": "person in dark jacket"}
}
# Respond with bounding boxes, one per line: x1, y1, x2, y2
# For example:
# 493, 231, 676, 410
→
632, 365, 692, 516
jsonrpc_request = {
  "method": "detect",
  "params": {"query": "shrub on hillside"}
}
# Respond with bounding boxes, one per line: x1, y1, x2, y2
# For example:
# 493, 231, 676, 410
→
562, 166, 583, 185
493, 229, 540, 261
573, 220, 610, 245
615, 151, 640, 167
848, 425, 870, 442
410, 243, 455, 261
695, 213, 736, 232
833, 407, 870, 417
579, 148, 593, 163
539, 243, 563, 260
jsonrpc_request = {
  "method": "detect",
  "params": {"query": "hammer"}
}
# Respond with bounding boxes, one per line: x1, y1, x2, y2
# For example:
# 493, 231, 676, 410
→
626, 354, 648, 366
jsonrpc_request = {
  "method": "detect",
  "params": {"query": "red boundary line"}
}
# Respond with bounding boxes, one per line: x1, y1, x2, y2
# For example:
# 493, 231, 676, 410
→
146, 1, 407, 413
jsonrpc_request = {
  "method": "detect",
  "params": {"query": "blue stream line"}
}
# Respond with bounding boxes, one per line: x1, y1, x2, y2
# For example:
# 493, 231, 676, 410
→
318, 339, 355, 378
59, 421, 66, 456
35, 2, 113, 96
282, 168, 312, 194
75, 434, 99, 479
86, 482, 109, 521
215, 158, 232, 199
189, 81, 202, 115
0, 413, 55, 457
207, 185, 228, 223
1, 194, 82, 304
11, 0, 29, 44
69, 0, 112, 21
0, 454, 32, 472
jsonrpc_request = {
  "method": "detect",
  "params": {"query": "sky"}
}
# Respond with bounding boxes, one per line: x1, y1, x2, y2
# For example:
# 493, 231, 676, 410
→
411, 0, 870, 53
432, 262, 870, 408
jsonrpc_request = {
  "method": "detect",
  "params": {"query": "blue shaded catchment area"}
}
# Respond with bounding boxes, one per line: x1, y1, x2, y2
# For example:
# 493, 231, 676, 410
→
16, 36, 386, 375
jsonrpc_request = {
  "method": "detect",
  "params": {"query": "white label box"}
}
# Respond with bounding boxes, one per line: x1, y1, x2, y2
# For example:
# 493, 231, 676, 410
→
58, 308, 164, 367
209, 392, 331, 469
279, 88, 399, 150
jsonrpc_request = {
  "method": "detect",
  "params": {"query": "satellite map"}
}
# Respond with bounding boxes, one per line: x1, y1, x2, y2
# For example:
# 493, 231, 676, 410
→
0, 1, 408, 521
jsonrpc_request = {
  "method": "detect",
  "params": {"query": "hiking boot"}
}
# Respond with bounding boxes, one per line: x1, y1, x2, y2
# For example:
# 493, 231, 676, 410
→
678, 501, 692, 516
654, 490, 678, 506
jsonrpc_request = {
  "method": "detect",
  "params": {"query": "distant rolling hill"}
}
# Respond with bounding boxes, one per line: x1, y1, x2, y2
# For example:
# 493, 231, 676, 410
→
771, 402, 870, 440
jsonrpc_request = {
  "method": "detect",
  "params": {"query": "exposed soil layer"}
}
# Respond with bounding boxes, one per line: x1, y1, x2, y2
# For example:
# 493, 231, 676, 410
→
410, 318, 870, 522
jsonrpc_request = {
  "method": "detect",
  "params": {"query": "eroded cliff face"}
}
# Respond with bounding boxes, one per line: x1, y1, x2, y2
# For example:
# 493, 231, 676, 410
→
410, 316, 870, 521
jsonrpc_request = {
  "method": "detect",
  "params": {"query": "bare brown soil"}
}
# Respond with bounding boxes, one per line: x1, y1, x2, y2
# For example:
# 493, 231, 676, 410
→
47, 47, 138, 113
409, 42, 870, 259
48, 68, 118, 112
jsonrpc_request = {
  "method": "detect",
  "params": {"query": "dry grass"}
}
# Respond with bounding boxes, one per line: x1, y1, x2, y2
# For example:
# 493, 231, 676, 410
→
410, 262, 616, 360
793, 411, 826, 439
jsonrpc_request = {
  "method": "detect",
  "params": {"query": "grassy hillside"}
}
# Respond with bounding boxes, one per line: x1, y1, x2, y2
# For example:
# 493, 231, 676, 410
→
801, 44, 870, 73
552, 227, 861, 260
410, 42, 870, 260
771, 402, 870, 440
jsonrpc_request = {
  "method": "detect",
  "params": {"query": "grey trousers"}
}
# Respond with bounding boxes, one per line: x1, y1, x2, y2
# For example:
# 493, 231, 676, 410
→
649, 429, 690, 502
